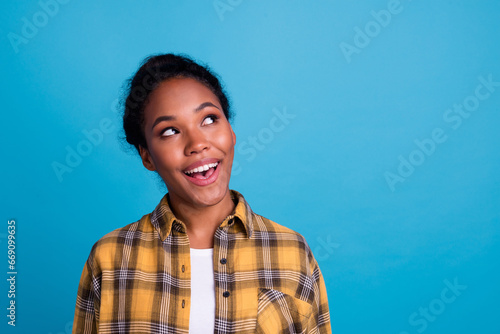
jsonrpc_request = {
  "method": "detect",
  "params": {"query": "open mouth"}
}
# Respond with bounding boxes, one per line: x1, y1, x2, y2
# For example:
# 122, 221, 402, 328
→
184, 161, 219, 180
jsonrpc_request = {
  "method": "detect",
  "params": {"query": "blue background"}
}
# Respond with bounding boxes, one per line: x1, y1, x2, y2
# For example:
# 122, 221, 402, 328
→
1, 0, 499, 333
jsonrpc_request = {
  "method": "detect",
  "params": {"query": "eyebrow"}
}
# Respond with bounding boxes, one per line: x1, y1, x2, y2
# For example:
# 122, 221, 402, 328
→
194, 102, 220, 112
151, 102, 220, 130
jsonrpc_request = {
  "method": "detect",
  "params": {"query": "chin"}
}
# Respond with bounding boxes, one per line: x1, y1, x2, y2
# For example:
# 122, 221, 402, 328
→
190, 186, 229, 207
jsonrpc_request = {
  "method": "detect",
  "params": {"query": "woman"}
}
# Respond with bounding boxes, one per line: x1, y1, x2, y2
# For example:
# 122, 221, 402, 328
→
72, 54, 332, 334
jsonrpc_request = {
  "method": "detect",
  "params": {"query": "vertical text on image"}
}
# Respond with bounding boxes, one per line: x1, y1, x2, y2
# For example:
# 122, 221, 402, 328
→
7, 219, 17, 326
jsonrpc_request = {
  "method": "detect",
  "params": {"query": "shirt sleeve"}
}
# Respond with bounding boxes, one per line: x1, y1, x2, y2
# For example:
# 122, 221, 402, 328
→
72, 256, 100, 334
306, 258, 332, 334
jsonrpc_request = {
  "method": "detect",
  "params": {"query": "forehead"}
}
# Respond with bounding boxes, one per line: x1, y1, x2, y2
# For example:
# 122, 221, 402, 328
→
147, 77, 218, 110
142, 77, 222, 127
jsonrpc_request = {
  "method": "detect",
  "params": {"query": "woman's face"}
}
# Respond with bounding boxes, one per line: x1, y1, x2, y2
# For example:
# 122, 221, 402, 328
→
139, 77, 236, 209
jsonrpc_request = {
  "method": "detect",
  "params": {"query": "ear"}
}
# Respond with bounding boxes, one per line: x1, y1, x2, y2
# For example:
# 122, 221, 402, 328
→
139, 145, 156, 171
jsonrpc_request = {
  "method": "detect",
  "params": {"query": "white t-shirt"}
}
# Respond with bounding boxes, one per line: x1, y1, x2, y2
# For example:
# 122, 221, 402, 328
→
188, 248, 215, 333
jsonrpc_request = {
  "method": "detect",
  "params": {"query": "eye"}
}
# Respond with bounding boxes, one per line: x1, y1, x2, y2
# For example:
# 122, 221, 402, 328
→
161, 128, 178, 137
202, 115, 218, 126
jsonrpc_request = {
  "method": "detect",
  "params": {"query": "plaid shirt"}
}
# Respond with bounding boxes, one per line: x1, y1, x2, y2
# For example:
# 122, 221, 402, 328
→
73, 190, 332, 333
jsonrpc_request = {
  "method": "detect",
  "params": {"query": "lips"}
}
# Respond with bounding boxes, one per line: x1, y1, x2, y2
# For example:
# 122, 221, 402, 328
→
184, 161, 219, 175
183, 158, 221, 186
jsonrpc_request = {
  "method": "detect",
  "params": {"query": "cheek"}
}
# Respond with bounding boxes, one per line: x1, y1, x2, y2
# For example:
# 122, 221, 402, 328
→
218, 136, 235, 156
151, 141, 182, 171
217, 127, 236, 152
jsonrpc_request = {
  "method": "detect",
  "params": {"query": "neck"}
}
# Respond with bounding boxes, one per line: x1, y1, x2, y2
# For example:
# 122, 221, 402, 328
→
168, 189, 235, 248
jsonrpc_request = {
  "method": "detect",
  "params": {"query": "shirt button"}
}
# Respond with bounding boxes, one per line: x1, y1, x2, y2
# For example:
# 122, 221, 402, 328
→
220, 258, 227, 264
182, 265, 185, 272
223, 291, 230, 298
182, 299, 185, 308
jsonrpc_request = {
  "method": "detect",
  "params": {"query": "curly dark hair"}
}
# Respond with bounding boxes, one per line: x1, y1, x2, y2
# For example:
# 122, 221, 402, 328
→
121, 53, 232, 156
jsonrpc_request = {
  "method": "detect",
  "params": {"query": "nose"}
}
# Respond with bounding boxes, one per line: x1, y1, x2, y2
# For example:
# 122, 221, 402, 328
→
184, 128, 210, 155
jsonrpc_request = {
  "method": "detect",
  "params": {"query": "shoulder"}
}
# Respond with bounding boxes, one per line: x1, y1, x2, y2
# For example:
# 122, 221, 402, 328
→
251, 213, 314, 260
253, 213, 306, 239
86, 213, 154, 266
233, 189, 308, 246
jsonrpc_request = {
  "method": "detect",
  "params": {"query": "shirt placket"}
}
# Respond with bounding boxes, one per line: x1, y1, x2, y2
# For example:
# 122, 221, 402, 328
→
164, 220, 192, 331
213, 217, 234, 334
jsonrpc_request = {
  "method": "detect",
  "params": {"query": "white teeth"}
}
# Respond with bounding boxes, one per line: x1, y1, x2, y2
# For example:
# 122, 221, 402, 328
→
185, 162, 219, 174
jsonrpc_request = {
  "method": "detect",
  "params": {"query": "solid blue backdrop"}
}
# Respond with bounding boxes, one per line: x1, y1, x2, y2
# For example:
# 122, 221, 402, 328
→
1, 0, 499, 333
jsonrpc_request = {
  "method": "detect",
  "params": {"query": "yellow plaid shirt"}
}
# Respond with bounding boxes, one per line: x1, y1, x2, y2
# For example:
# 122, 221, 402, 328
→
72, 190, 332, 333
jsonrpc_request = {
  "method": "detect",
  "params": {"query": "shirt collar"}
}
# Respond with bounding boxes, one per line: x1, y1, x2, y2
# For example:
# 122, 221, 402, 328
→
149, 189, 254, 241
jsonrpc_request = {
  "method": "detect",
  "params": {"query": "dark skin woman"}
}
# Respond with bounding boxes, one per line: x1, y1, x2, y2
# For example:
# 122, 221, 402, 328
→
73, 53, 332, 334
